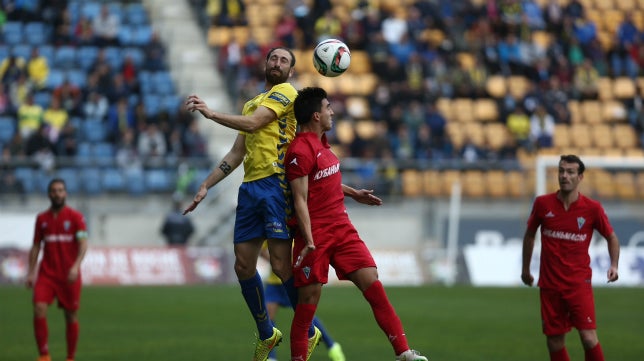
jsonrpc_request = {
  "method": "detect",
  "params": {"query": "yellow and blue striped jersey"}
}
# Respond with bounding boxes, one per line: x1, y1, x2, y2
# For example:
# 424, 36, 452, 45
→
241, 82, 297, 182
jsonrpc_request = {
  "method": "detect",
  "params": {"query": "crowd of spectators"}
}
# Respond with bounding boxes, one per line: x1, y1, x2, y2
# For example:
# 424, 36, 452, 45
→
0, 1, 211, 196
199, 0, 644, 174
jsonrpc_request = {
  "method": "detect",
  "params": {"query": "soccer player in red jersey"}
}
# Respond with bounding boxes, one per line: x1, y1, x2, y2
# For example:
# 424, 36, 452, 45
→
521, 155, 620, 361
26, 178, 88, 361
285, 87, 429, 361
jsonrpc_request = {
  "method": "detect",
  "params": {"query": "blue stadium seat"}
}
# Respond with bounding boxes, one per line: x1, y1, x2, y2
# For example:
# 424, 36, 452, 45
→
66, 69, 87, 88
80, 168, 103, 195
131, 25, 152, 46
162, 95, 181, 115
81, 120, 108, 142
103, 46, 123, 69
122, 47, 145, 67
102, 167, 126, 192
38, 45, 55, 65
0, 117, 16, 144
75, 142, 92, 166
145, 169, 174, 192
46, 69, 66, 89
92, 142, 116, 167
54, 46, 77, 69
0, 45, 9, 61
14, 167, 36, 193
152, 71, 175, 96
125, 168, 146, 195
77, 46, 99, 70
125, 3, 148, 26
33, 91, 51, 108
3, 22, 23, 45
24, 22, 48, 46
143, 94, 162, 117
56, 168, 81, 194
11, 44, 31, 60
81, 2, 101, 20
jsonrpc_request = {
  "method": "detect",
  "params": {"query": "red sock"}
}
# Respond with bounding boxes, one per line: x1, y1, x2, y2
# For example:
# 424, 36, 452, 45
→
290, 303, 316, 361
550, 348, 570, 361
585, 343, 604, 361
33, 316, 49, 355
363, 280, 409, 355
66, 321, 79, 360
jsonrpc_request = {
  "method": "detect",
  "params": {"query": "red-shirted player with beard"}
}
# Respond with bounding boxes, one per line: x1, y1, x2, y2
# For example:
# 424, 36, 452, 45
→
521, 154, 620, 361
285, 87, 429, 361
26, 178, 88, 361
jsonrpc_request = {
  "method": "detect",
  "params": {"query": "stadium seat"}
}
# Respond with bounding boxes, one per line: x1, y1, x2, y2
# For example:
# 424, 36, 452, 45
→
81, 1, 101, 19
345, 97, 370, 119
80, 168, 103, 195
161, 95, 182, 115
452, 98, 474, 123
401, 169, 422, 197
33, 91, 51, 108
486, 170, 508, 198
612, 77, 636, 99
14, 167, 37, 193
125, 168, 146, 195
613, 124, 638, 149
131, 25, 153, 46
92, 142, 116, 167
483, 123, 509, 151
613, 172, 638, 200
125, 3, 149, 25
552, 124, 571, 149
118, 25, 135, 46
103, 46, 124, 69
145, 169, 174, 192
0, 45, 8, 61
122, 47, 145, 67
2, 22, 23, 45
38, 45, 55, 65
11, 44, 31, 60
102, 167, 126, 192
485, 75, 507, 98
152, 71, 175, 96
334, 120, 355, 145
75, 142, 93, 167
422, 169, 443, 197
24, 22, 48, 46
46, 69, 66, 89
54, 46, 77, 69
580, 101, 602, 124
81, 120, 108, 142
143, 94, 162, 116
66, 69, 87, 88
77, 46, 100, 70
441, 170, 462, 196
462, 170, 486, 198
56, 168, 81, 194
591, 124, 613, 149
473, 99, 499, 122
0, 117, 16, 144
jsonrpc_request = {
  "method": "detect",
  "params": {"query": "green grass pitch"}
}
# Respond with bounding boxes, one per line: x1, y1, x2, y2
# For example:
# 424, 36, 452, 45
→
1, 285, 643, 361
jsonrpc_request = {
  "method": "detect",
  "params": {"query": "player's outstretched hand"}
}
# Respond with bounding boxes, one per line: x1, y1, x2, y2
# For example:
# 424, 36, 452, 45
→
183, 187, 208, 215
185, 94, 213, 118
352, 189, 383, 206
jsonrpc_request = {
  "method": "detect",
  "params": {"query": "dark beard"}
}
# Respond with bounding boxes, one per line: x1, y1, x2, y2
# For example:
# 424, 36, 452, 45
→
265, 68, 288, 85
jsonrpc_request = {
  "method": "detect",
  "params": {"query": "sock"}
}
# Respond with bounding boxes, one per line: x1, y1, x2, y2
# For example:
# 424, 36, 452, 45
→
239, 271, 273, 340
291, 303, 316, 361
363, 280, 409, 355
550, 347, 570, 361
283, 277, 316, 338
585, 343, 604, 361
34, 316, 49, 355
66, 321, 79, 360
312, 316, 335, 348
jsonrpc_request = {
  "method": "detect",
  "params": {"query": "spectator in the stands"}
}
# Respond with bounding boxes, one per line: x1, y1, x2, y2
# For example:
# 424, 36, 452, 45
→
74, 15, 95, 46
209, 0, 246, 27
26, 47, 49, 90
529, 104, 555, 149
275, 11, 297, 48
25, 124, 55, 172
610, 13, 641, 79
0, 84, 13, 115
506, 106, 532, 151
83, 91, 109, 121
182, 119, 208, 158
17, 93, 43, 139
55, 121, 78, 157
52, 7, 74, 45
107, 97, 136, 142
137, 121, 167, 164
92, 4, 121, 47
116, 127, 143, 171
42, 97, 69, 143
53, 79, 83, 117
313, 9, 343, 42
573, 58, 599, 100
143, 31, 167, 71
0, 55, 26, 87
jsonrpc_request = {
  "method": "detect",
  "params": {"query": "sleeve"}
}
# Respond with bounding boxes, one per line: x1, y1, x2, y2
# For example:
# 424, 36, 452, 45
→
594, 202, 615, 239
285, 141, 313, 182
526, 197, 542, 232
261, 83, 296, 119
74, 211, 89, 241
32, 215, 42, 245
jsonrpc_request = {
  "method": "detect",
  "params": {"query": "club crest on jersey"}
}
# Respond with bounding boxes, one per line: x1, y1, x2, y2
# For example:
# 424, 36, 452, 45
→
577, 217, 585, 230
303, 266, 311, 279
64, 220, 71, 231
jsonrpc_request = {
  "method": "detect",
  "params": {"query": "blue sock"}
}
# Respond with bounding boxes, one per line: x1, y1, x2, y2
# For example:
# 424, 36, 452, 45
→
239, 271, 273, 340
313, 316, 335, 348
283, 277, 316, 338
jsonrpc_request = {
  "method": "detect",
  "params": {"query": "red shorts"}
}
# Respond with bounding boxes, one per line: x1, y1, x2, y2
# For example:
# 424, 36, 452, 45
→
292, 220, 376, 287
539, 285, 596, 336
33, 274, 82, 311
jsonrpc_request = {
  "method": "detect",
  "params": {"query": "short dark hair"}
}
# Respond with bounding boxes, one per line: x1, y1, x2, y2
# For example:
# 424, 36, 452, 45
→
266, 47, 296, 67
560, 154, 585, 174
293, 87, 327, 125
48, 178, 66, 191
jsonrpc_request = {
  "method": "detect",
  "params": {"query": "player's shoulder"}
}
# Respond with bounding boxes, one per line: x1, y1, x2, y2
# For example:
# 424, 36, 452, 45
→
268, 82, 297, 98
577, 193, 603, 209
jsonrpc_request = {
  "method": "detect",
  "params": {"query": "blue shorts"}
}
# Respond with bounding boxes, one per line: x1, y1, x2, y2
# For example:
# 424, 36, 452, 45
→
264, 283, 291, 307
234, 174, 293, 243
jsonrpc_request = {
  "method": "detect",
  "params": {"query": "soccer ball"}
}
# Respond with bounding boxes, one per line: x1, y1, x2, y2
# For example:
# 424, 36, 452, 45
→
312, 39, 351, 77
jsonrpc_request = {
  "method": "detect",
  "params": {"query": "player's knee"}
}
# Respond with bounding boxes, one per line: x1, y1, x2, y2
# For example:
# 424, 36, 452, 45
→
33, 303, 48, 317
546, 335, 566, 351
233, 257, 257, 279
578, 330, 599, 349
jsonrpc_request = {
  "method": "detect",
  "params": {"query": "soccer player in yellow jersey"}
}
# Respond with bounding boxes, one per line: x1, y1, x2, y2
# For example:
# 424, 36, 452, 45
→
184, 47, 319, 361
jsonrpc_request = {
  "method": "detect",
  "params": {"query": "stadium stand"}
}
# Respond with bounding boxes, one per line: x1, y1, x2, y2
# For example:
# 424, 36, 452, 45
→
0, 0, 213, 197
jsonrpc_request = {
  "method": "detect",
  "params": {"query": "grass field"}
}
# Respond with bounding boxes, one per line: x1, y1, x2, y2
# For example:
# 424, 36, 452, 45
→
1, 285, 643, 361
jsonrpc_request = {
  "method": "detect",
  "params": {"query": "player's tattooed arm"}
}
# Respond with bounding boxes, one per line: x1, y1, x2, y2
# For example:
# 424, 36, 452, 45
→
219, 161, 232, 175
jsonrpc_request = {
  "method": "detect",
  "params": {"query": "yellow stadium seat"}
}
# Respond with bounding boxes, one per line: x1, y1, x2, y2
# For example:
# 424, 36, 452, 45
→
570, 124, 592, 148
486, 170, 509, 198
507, 76, 530, 99
452, 98, 474, 123
348, 51, 372, 74
207, 26, 232, 47
592, 124, 613, 149
354, 120, 377, 140
334, 120, 355, 145
473, 99, 499, 122
613, 124, 639, 149
345, 96, 370, 119
484, 123, 509, 151
597, 77, 613, 100
485, 75, 507, 98
613, 77, 636, 99
553, 124, 571, 149
422, 169, 443, 197
602, 100, 627, 122
462, 170, 487, 198
580, 101, 603, 124
442, 170, 462, 196
401, 169, 422, 197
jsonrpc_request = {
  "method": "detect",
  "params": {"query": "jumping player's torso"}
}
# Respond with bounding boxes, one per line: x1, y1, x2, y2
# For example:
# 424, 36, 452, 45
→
286, 133, 346, 225
34, 206, 88, 281
528, 193, 613, 289
241, 83, 297, 182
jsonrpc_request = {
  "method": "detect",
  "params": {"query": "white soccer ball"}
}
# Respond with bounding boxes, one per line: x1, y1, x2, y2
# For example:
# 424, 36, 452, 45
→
312, 39, 351, 77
